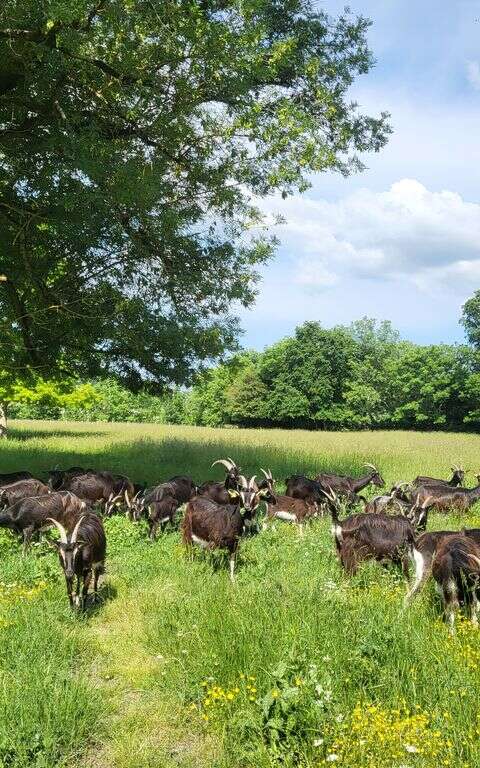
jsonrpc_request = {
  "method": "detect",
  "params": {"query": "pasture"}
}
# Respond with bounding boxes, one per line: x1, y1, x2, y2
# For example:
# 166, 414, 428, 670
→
2, 420, 480, 768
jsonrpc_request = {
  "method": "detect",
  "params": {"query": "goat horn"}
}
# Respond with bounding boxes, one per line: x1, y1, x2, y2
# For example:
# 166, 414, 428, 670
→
451, 464, 460, 471
71, 515, 86, 544
364, 463, 378, 471
227, 457, 237, 467
46, 517, 68, 543
237, 475, 248, 488
212, 459, 234, 471
322, 485, 337, 503
260, 468, 270, 479
249, 475, 257, 489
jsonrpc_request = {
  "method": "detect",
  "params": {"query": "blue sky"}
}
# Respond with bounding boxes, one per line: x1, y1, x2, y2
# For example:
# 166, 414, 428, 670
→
238, 0, 480, 349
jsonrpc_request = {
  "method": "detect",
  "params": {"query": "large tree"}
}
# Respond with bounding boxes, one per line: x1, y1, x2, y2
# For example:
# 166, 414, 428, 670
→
0, 0, 390, 396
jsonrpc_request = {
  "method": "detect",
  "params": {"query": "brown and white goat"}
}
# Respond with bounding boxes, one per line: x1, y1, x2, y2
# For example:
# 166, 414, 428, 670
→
49, 514, 106, 609
182, 476, 261, 581
432, 534, 480, 631
264, 494, 317, 533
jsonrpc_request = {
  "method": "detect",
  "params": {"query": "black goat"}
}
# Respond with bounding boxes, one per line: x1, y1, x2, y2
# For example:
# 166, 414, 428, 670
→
0, 478, 50, 508
0, 471, 34, 485
284, 475, 327, 508
60, 471, 135, 514
411, 482, 480, 514
0, 491, 88, 550
47, 467, 88, 491
412, 464, 466, 488
198, 458, 240, 504
131, 475, 196, 523
49, 514, 106, 609
432, 534, 480, 631
315, 464, 384, 502
182, 476, 261, 580
406, 528, 480, 601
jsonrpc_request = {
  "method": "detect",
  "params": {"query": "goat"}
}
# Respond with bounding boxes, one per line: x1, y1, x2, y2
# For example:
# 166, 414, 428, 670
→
47, 466, 88, 491
411, 482, 480, 514
0, 491, 88, 550
131, 475, 196, 522
0, 471, 34, 485
198, 458, 240, 504
0, 478, 50, 508
59, 471, 134, 514
139, 483, 181, 539
327, 490, 419, 579
49, 514, 106, 609
284, 475, 327, 509
264, 493, 317, 533
432, 534, 480, 631
315, 464, 384, 502
182, 476, 261, 580
412, 464, 466, 488
258, 468, 275, 494
406, 528, 480, 601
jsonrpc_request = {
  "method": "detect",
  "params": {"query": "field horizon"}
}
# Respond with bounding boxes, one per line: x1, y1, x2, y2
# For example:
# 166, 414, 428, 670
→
1, 419, 480, 768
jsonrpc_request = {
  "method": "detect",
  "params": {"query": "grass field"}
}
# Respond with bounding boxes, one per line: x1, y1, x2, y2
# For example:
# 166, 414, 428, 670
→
2, 420, 480, 768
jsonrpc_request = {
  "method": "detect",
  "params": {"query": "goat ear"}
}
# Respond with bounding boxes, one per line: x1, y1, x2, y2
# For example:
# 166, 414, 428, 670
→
228, 489, 239, 498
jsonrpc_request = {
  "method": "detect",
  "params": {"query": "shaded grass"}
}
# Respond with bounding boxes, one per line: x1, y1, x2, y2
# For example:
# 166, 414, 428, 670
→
1, 421, 480, 767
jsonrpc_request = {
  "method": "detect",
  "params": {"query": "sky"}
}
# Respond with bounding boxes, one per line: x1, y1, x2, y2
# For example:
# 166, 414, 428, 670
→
238, 0, 480, 349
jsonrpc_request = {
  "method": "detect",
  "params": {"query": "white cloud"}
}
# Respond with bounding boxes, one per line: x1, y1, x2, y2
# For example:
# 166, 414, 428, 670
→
467, 61, 480, 89
259, 179, 480, 295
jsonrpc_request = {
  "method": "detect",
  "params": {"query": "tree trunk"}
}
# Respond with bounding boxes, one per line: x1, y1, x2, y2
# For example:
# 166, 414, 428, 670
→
0, 403, 7, 438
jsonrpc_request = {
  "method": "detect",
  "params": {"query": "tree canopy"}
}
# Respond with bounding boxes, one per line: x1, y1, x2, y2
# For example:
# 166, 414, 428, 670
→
0, 0, 390, 394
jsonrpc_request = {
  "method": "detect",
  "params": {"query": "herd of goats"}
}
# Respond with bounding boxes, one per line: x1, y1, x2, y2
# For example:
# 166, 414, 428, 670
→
1, 459, 480, 628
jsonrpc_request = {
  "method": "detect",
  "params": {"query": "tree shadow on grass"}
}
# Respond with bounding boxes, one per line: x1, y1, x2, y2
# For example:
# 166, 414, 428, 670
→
0, 431, 370, 488
10, 426, 110, 441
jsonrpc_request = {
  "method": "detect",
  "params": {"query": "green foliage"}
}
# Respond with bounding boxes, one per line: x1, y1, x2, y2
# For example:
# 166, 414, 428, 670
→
9, 317, 480, 431
0, 0, 389, 393
183, 318, 479, 431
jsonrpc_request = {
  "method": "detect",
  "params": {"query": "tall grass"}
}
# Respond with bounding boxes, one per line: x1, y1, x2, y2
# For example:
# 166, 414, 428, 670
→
1, 420, 480, 767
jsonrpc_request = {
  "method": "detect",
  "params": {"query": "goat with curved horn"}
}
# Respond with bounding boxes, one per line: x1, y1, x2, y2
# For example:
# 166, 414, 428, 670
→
212, 459, 236, 471
47, 517, 68, 543
71, 515, 86, 544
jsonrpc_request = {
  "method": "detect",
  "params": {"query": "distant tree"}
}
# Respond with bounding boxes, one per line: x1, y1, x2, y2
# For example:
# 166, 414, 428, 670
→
0, 0, 390, 413
461, 291, 480, 350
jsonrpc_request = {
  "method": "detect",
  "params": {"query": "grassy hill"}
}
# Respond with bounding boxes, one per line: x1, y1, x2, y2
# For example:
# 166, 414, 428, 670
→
1, 420, 480, 768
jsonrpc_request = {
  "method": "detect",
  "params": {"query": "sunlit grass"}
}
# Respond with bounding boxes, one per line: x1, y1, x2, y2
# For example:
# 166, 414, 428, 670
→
1, 420, 480, 767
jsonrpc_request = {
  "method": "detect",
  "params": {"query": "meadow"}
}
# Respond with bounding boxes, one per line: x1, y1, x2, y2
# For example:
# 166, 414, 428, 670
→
2, 420, 480, 768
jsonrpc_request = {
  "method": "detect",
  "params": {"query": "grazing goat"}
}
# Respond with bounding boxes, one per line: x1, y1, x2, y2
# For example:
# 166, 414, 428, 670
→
327, 490, 419, 579
284, 475, 327, 508
0, 478, 50, 508
0, 491, 87, 550
315, 464, 384, 502
60, 471, 135, 514
49, 514, 106, 609
406, 528, 480, 601
412, 464, 465, 488
141, 483, 181, 539
182, 476, 261, 580
132, 475, 196, 523
198, 458, 240, 504
47, 466, 87, 491
0, 471, 34, 485
432, 534, 480, 630
411, 482, 480, 514
264, 493, 316, 533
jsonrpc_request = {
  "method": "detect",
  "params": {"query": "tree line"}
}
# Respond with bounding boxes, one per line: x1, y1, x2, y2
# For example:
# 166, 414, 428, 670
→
10, 314, 480, 431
